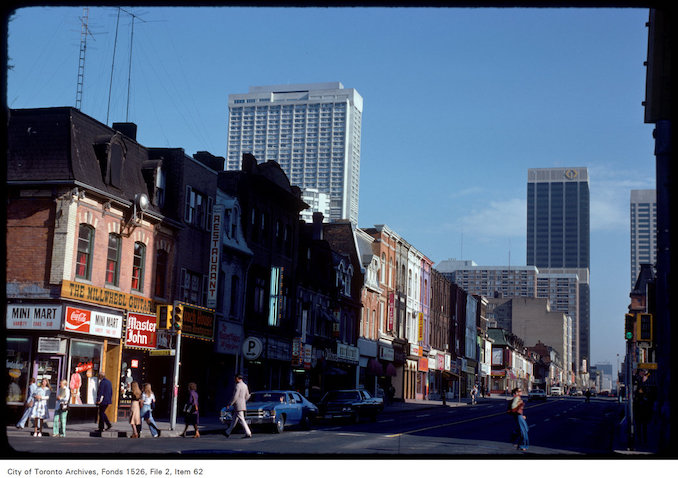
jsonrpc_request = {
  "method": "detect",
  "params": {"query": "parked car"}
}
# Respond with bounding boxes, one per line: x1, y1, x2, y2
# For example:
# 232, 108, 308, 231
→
318, 389, 384, 423
568, 388, 582, 396
219, 390, 318, 433
550, 386, 563, 396
528, 389, 547, 401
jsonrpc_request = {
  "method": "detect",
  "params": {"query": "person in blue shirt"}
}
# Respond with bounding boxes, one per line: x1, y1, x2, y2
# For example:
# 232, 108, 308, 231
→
96, 372, 113, 432
16, 377, 37, 429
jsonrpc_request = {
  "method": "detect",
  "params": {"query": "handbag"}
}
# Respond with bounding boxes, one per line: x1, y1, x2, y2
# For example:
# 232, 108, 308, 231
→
182, 403, 195, 415
60, 401, 69, 411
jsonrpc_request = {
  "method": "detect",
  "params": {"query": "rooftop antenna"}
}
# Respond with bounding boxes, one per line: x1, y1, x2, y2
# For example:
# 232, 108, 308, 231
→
105, 8, 121, 125
75, 7, 95, 110
106, 7, 147, 124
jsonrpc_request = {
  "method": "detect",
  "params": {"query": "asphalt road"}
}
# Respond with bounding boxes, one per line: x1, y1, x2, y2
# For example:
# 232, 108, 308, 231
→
5, 397, 623, 458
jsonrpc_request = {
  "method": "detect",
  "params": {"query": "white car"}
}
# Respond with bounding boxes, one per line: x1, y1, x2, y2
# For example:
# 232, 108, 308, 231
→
550, 386, 563, 396
528, 389, 547, 401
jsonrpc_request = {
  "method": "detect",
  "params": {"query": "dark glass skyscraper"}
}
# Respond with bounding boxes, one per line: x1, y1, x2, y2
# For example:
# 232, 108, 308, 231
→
527, 167, 590, 376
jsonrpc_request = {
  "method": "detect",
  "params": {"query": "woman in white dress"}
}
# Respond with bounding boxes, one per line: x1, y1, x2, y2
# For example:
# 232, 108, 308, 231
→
30, 379, 50, 437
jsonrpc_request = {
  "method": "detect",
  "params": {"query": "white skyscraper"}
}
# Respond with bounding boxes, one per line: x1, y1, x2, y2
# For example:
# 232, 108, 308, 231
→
630, 189, 657, 288
226, 82, 363, 224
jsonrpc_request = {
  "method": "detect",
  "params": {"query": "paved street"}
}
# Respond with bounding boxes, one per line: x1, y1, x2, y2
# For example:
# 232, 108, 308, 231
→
5, 396, 627, 457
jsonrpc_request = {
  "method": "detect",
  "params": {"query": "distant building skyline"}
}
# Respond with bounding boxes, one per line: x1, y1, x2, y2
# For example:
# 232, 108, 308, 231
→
527, 167, 590, 374
630, 189, 657, 288
225, 82, 363, 224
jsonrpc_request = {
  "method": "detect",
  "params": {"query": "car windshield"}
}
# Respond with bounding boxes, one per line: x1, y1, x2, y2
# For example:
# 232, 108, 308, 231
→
249, 392, 286, 403
325, 391, 359, 400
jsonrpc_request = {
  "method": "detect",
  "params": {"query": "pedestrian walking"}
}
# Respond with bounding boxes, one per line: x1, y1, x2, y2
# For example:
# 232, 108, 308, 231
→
633, 386, 652, 446
52, 379, 70, 437
223, 374, 252, 439
585, 388, 591, 403
507, 387, 529, 451
30, 379, 50, 437
96, 372, 113, 432
180, 382, 200, 438
129, 382, 142, 438
471, 385, 478, 405
141, 383, 160, 437
16, 377, 37, 429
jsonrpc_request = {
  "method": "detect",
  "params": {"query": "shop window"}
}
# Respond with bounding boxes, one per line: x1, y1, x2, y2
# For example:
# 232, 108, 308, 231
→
131, 242, 146, 292
76, 224, 95, 280
6, 337, 32, 404
154, 250, 168, 298
106, 233, 121, 286
68, 341, 103, 405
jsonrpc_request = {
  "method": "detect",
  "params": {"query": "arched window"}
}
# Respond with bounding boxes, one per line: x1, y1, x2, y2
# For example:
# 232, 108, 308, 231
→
106, 233, 122, 286
131, 242, 146, 292
75, 224, 95, 280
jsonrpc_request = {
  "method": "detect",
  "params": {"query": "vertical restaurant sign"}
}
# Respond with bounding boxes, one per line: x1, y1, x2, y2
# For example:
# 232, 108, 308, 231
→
207, 204, 224, 309
387, 292, 395, 331
417, 312, 424, 342
303, 344, 313, 370
6, 304, 62, 330
292, 337, 302, 365
65, 306, 122, 338
125, 312, 157, 349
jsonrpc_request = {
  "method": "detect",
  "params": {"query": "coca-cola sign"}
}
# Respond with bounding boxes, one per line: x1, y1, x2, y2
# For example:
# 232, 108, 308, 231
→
65, 307, 90, 333
65, 306, 123, 338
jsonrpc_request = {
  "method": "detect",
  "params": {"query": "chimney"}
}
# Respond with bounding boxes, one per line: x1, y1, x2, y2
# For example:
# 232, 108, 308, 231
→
312, 212, 324, 240
242, 153, 257, 172
112, 122, 137, 141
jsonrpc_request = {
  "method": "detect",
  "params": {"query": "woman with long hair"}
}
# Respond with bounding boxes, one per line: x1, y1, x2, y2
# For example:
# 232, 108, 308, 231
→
129, 382, 142, 438
180, 382, 199, 438
30, 379, 50, 437
141, 383, 160, 437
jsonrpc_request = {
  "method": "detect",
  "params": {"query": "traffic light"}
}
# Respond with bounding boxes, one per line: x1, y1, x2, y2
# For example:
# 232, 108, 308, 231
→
636, 313, 653, 342
173, 304, 184, 331
624, 313, 635, 341
157, 305, 173, 329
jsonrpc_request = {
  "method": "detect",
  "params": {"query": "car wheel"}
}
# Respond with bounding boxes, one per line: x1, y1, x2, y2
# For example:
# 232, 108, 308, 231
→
274, 416, 285, 433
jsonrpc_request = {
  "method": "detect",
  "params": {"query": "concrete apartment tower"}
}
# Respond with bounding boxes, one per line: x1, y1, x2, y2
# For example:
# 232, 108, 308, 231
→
226, 82, 363, 224
630, 189, 657, 289
527, 167, 590, 376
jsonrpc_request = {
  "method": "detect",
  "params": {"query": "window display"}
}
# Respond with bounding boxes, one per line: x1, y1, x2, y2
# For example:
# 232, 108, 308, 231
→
69, 340, 102, 405
6, 337, 31, 404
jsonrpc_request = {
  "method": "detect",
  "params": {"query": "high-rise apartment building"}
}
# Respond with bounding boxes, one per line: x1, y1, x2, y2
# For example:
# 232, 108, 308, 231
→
226, 82, 363, 224
630, 189, 657, 288
527, 167, 590, 374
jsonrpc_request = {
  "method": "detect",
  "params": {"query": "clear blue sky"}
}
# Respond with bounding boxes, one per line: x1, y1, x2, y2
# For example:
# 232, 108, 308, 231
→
6, 6, 655, 375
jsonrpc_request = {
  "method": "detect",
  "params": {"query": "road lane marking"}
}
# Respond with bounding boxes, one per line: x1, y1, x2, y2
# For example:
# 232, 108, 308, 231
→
386, 400, 560, 438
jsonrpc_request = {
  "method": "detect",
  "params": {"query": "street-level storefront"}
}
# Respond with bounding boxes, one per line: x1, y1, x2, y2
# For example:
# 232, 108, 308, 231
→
5, 298, 128, 424
391, 340, 407, 401
242, 335, 292, 393
357, 338, 380, 396
427, 350, 446, 400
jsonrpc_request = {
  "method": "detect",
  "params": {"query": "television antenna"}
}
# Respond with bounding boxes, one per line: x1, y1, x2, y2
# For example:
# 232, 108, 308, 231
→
75, 7, 95, 110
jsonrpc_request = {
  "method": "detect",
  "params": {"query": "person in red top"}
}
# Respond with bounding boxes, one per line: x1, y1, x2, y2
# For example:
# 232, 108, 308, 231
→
508, 387, 529, 451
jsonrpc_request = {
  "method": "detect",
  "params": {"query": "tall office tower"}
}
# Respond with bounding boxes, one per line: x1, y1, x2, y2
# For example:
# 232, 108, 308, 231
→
226, 82, 363, 224
527, 167, 590, 376
630, 190, 657, 288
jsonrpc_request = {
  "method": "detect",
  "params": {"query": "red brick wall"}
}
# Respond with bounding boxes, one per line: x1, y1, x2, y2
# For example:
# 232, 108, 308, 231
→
6, 198, 54, 284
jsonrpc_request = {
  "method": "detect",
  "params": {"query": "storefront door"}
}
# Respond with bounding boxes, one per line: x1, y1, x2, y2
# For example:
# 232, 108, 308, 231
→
34, 356, 63, 412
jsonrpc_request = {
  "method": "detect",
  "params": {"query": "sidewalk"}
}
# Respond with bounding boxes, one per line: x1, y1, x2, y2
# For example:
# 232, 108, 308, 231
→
6, 397, 482, 439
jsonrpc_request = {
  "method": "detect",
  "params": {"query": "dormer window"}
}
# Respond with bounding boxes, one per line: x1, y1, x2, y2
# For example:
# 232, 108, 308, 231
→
94, 135, 126, 188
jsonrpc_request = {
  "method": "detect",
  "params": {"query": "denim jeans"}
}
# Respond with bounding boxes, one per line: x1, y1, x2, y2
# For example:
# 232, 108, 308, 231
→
516, 414, 529, 449
140, 405, 159, 437
53, 409, 68, 436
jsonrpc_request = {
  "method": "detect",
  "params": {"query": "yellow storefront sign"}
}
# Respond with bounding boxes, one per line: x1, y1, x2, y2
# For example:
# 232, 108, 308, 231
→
61, 280, 154, 314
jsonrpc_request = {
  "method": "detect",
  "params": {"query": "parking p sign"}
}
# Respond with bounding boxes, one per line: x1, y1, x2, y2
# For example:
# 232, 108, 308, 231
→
242, 336, 263, 360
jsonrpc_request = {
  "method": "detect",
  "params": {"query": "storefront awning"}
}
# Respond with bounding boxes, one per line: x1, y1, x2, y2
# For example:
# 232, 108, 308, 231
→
367, 358, 383, 376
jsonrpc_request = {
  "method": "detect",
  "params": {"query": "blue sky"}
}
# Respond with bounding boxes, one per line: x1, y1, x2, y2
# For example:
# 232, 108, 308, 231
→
6, 6, 655, 374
